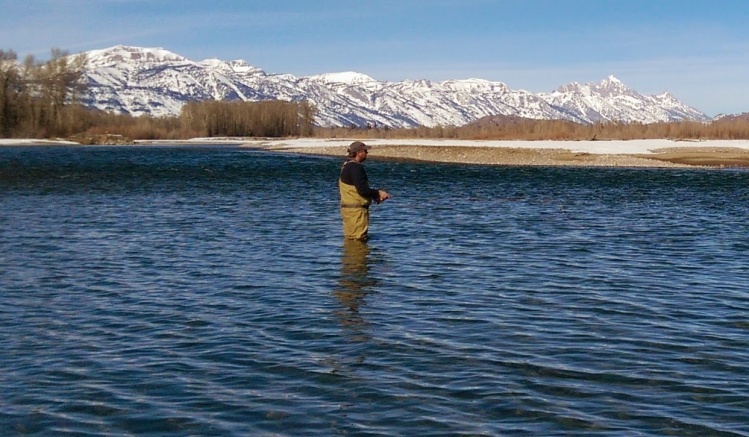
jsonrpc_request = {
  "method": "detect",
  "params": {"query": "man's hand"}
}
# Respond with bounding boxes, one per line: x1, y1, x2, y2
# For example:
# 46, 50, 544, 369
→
378, 190, 391, 203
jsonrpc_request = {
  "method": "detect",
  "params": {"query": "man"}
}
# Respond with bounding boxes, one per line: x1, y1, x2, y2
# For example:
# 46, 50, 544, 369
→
338, 141, 391, 241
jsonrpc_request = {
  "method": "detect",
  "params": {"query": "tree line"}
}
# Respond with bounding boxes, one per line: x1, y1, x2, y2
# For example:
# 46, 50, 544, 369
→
180, 100, 315, 138
314, 116, 749, 141
0, 48, 87, 138
2, 47, 749, 141
71, 100, 317, 143
0, 48, 316, 140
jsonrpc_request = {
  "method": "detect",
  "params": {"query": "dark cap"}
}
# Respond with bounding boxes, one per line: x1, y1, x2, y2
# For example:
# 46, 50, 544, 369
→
347, 141, 370, 154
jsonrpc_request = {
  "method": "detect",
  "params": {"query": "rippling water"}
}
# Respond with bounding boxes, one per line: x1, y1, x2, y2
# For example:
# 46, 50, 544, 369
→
1, 145, 748, 436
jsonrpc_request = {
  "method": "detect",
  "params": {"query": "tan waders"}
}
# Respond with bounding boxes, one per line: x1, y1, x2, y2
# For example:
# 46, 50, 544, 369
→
340, 205, 369, 241
339, 177, 372, 241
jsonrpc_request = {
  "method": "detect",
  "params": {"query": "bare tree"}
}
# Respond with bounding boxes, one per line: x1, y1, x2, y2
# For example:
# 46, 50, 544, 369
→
0, 49, 21, 137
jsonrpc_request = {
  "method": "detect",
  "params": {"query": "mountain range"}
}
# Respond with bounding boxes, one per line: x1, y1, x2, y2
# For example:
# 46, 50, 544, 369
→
79, 45, 711, 128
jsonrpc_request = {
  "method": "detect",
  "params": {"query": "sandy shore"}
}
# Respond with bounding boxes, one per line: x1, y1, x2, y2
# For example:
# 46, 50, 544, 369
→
241, 139, 749, 168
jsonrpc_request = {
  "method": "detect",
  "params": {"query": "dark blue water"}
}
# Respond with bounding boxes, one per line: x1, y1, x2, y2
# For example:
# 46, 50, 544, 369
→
2, 145, 748, 436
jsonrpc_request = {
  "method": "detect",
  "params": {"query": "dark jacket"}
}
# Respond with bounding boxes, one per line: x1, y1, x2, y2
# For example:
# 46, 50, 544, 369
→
339, 160, 379, 201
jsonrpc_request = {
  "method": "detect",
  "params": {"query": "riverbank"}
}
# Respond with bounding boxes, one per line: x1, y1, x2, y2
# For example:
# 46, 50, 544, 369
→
240, 138, 749, 168
5, 138, 749, 167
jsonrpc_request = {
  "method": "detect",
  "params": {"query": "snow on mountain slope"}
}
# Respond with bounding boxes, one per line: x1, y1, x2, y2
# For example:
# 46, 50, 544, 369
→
79, 46, 710, 127
539, 75, 708, 124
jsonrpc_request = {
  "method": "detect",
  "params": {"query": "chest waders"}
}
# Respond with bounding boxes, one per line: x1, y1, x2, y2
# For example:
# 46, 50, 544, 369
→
339, 162, 372, 241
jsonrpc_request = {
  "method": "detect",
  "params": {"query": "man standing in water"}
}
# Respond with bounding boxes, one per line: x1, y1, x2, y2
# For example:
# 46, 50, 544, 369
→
339, 141, 391, 241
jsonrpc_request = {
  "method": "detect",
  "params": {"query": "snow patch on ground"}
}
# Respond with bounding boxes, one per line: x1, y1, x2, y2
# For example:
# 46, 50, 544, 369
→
239, 138, 749, 155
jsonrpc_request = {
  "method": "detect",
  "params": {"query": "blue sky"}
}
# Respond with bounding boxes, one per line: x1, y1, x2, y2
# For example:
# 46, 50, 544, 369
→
2, 0, 748, 116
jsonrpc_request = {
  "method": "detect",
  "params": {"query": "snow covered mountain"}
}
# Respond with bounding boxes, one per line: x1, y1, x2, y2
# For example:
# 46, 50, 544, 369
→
538, 76, 708, 124
79, 46, 710, 128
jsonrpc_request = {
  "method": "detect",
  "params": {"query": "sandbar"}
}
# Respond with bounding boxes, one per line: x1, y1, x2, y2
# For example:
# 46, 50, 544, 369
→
241, 139, 749, 168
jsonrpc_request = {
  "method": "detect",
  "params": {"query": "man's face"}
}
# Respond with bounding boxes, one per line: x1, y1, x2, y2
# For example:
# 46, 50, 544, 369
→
358, 149, 368, 162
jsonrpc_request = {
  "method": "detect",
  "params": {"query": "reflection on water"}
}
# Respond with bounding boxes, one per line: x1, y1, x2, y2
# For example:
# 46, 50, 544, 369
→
327, 240, 381, 375
333, 240, 377, 336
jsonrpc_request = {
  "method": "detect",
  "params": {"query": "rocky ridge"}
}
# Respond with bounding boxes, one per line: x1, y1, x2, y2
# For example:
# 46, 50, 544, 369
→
79, 45, 711, 128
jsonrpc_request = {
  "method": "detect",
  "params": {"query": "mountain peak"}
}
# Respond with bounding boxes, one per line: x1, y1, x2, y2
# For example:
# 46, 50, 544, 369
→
309, 71, 377, 84
85, 45, 188, 66
555, 81, 583, 93
77, 45, 711, 126
596, 75, 628, 91
604, 74, 622, 84
199, 58, 263, 75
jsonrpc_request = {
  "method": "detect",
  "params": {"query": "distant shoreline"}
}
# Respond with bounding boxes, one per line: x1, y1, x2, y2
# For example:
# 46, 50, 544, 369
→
256, 145, 749, 168
4, 138, 749, 168
239, 138, 749, 168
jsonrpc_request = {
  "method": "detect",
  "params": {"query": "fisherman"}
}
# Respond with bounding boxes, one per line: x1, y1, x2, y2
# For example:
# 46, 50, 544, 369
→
338, 141, 391, 241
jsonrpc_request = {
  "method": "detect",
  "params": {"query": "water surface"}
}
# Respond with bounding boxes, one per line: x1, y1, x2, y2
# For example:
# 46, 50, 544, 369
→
1, 145, 748, 436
